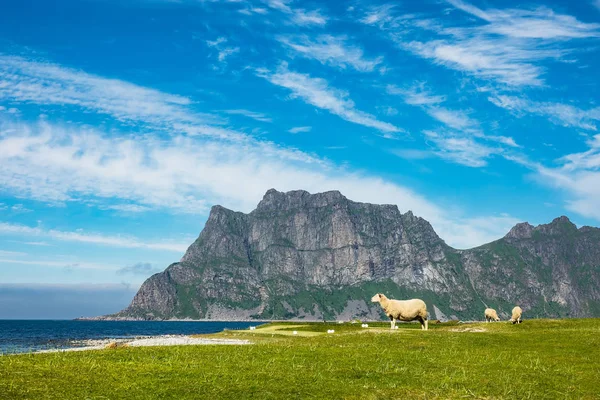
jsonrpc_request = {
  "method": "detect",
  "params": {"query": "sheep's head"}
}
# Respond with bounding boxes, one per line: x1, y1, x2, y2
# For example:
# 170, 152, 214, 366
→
495, 317, 500, 321
371, 293, 382, 303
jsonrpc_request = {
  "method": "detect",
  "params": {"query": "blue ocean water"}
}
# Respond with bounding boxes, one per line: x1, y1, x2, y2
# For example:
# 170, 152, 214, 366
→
0, 320, 258, 354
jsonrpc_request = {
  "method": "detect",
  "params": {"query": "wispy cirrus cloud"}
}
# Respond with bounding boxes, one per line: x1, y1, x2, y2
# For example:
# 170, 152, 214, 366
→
0, 221, 190, 252
533, 134, 600, 221
257, 63, 402, 135
386, 82, 516, 167
365, 1, 600, 87
263, 0, 327, 26
277, 35, 383, 72
489, 95, 600, 131
447, 0, 600, 39
387, 84, 478, 132
0, 258, 118, 271
0, 54, 225, 128
288, 126, 311, 134
206, 37, 240, 63
423, 130, 498, 168
223, 109, 272, 123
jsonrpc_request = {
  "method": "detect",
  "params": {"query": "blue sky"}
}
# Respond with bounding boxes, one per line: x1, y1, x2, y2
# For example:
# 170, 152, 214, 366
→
1, 0, 600, 317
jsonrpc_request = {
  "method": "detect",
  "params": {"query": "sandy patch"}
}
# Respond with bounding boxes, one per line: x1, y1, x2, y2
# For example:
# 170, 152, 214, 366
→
33, 335, 251, 354
449, 327, 487, 333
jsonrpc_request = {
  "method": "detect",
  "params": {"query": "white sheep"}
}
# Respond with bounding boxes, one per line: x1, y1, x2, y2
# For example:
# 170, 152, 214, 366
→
361, 323, 369, 328
292, 330, 298, 335
327, 329, 335, 334
371, 293, 428, 330
484, 308, 500, 322
249, 326, 256, 330
510, 306, 523, 324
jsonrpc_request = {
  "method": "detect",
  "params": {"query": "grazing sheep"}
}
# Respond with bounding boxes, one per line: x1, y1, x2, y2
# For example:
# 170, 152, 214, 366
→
327, 329, 335, 334
371, 293, 428, 330
484, 308, 500, 322
510, 306, 523, 324
361, 323, 369, 328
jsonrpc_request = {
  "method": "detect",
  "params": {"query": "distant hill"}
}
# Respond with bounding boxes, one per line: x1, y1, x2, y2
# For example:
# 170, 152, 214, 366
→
103, 189, 600, 321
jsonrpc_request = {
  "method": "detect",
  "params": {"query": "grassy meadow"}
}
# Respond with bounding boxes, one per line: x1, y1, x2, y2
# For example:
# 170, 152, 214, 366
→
1, 319, 599, 399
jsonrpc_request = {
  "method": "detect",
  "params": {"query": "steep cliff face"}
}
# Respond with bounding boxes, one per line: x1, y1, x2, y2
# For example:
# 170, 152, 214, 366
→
111, 189, 600, 321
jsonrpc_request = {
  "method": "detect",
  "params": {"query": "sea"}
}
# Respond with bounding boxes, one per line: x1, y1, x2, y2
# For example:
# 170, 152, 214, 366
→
0, 320, 258, 354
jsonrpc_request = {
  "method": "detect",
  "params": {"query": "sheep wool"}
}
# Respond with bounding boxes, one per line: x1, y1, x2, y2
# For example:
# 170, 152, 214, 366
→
510, 306, 523, 324
371, 293, 428, 330
484, 308, 500, 322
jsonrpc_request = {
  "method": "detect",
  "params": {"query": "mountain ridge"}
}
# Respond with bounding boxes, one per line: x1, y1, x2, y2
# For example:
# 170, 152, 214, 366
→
101, 189, 600, 321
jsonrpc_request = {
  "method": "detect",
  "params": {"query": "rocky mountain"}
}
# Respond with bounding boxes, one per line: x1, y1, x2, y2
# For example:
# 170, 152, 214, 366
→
107, 189, 600, 321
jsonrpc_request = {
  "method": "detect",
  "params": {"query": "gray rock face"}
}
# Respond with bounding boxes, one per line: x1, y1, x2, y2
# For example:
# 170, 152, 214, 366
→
111, 190, 600, 321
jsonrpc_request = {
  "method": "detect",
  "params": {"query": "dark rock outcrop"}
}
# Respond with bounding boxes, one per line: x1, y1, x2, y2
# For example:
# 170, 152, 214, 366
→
108, 190, 600, 321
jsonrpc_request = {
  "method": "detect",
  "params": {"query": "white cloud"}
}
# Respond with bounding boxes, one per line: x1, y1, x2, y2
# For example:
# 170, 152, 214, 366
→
387, 84, 445, 105
0, 118, 516, 249
447, 0, 600, 39
102, 204, 153, 213
489, 95, 600, 131
387, 83, 517, 164
531, 135, 600, 221
360, 4, 397, 28
257, 64, 402, 134
0, 221, 190, 252
0, 258, 118, 271
288, 126, 312, 134
388, 83, 476, 131
263, 0, 327, 26
218, 47, 239, 62
0, 250, 27, 257
423, 130, 498, 167
277, 35, 383, 72
405, 38, 559, 87
0, 55, 226, 130
206, 37, 227, 47
223, 109, 272, 123
370, 1, 599, 87
10, 204, 33, 213
206, 37, 240, 63
291, 9, 327, 26
427, 107, 475, 131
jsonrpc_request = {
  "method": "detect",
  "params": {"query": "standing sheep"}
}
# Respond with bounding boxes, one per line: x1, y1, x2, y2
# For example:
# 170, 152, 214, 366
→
510, 306, 523, 324
484, 308, 500, 322
371, 293, 428, 330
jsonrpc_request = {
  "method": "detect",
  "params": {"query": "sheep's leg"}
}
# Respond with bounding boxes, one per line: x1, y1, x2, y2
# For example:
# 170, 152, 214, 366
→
392, 318, 396, 330
389, 315, 394, 330
424, 317, 428, 331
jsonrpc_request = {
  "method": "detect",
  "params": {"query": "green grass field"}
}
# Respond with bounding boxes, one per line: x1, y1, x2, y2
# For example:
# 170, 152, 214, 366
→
1, 319, 599, 399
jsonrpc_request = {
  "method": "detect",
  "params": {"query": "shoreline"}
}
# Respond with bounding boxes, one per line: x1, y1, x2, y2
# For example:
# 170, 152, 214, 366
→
8, 335, 252, 355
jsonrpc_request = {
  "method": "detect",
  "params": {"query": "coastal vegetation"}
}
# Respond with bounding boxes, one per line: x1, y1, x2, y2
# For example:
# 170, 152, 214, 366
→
1, 318, 599, 399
